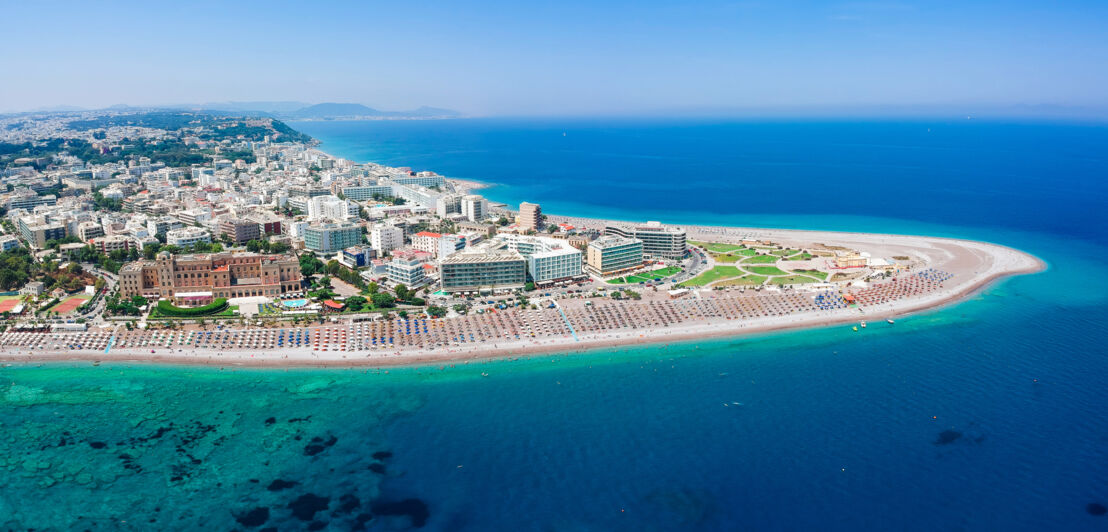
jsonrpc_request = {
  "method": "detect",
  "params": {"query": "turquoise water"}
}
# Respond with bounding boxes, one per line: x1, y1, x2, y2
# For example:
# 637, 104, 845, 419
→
3, 119, 1108, 530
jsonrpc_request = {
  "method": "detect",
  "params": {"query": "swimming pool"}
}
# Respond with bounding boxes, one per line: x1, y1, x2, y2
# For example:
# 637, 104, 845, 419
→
281, 299, 308, 308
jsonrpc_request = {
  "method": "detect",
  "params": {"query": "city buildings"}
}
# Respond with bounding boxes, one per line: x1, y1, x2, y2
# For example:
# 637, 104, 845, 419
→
586, 235, 644, 276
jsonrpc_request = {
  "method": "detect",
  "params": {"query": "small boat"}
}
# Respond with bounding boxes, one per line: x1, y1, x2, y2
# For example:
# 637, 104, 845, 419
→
887, 319, 895, 325
860, 321, 867, 329
852, 326, 858, 332
480, 372, 489, 377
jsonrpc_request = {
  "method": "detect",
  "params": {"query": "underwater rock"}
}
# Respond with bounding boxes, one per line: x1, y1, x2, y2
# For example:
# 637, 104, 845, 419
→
371, 498, 429, 528
337, 494, 360, 514
934, 430, 962, 445
372, 451, 393, 461
367, 463, 386, 475
267, 479, 298, 492
288, 493, 330, 521
1088, 503, 1107, 516
233, 507, 270, 528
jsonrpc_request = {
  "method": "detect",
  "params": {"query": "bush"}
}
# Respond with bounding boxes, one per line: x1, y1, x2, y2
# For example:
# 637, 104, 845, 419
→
155, 298, 229, 317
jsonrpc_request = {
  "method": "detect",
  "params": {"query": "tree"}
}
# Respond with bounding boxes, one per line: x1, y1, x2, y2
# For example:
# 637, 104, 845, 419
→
397, 310, 408, 319
346, 296, 367, 311
452, 304, 467, 314
366, 282, 379, 295
371, 292, 395, 308
426, 306, 446, 318
326, 260, 341, 276
394, 284, 409, 301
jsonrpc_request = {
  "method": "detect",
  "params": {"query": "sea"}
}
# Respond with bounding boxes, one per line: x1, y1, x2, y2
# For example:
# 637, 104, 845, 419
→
2, 118, 1107, 531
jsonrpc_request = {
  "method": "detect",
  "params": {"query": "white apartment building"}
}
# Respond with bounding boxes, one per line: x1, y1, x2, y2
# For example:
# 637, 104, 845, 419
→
166, 227, 212, 248
461, 195, 488, 222
386, 258, 429, 288
370, 225, 404, 255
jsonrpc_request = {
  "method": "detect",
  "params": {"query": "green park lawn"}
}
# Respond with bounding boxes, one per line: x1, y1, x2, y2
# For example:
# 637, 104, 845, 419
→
608, 266, 682, 284
717, 275, 768, 287
691, 241, 744, 253
742, 254, 780, 264
680, 266, 742, 287
745, 265, 789, 276
769, 275, 822, 285
790, 269, 828, 280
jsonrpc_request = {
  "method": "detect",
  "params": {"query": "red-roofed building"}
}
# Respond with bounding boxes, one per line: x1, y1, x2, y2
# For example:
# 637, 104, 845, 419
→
411, 232, 443, 254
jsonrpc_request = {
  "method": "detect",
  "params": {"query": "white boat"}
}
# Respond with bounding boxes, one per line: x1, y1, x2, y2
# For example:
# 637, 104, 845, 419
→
860, 321, 867, 328
887, 319, 895, 324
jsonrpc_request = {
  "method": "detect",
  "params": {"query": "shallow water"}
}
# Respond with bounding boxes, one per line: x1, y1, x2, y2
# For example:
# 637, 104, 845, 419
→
3, 119, 1107, 530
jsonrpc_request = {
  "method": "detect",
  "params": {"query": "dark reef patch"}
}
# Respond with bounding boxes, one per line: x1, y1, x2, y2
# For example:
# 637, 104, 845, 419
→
233, 507, 270, 528
372, 450, 393, 460
264, 416, 276, 426
371, 498, 430, 528
267, 479, 298, 492
934, 430, 962, 445
337, 494, 361, 514
288, 493, 330, 521
304, 434, 338, 456
1088, 502, 1107, 516
368, 463, 386, 475
88, 441, 106, 449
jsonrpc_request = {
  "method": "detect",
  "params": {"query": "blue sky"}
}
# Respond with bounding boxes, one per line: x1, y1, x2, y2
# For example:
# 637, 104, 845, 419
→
2, 1, 1106, 116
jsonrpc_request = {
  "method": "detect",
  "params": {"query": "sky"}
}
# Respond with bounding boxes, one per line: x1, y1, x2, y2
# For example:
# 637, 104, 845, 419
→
2, 0, 1107, 117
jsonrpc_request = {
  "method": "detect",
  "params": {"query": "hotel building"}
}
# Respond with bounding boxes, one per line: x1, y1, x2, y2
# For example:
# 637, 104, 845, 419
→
586, 236, 644, 276
604, 221, 687, 260
440, 249, 527, 293
518, 202, 542, 232
302, 222, 363, 253
499, 234, 585, 285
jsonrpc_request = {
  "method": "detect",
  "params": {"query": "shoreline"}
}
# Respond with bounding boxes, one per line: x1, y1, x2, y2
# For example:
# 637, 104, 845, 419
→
0, 218, 1045, 369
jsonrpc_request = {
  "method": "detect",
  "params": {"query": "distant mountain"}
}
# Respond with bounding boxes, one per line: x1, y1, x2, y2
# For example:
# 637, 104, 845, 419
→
285, 102, 461, 119
289, 103, 383, 119
193, 101, 311, 114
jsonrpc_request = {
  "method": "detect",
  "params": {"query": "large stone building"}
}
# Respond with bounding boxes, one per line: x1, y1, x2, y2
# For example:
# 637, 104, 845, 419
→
603, 221, 687, 260
118, 252, 302, 303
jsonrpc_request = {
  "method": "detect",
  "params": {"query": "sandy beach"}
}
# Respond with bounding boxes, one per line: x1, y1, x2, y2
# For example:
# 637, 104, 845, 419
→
0, 215, 1044, 368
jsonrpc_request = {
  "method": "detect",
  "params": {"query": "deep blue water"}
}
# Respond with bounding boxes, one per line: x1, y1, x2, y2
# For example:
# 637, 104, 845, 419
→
2, 119, 1107, 531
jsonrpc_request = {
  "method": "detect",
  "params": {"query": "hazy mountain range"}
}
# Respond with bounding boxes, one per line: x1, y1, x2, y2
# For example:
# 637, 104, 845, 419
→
15, 101, 462, 119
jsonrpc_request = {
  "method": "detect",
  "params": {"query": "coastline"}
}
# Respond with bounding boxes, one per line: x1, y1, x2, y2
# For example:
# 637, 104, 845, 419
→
0, 209, 1045, 368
